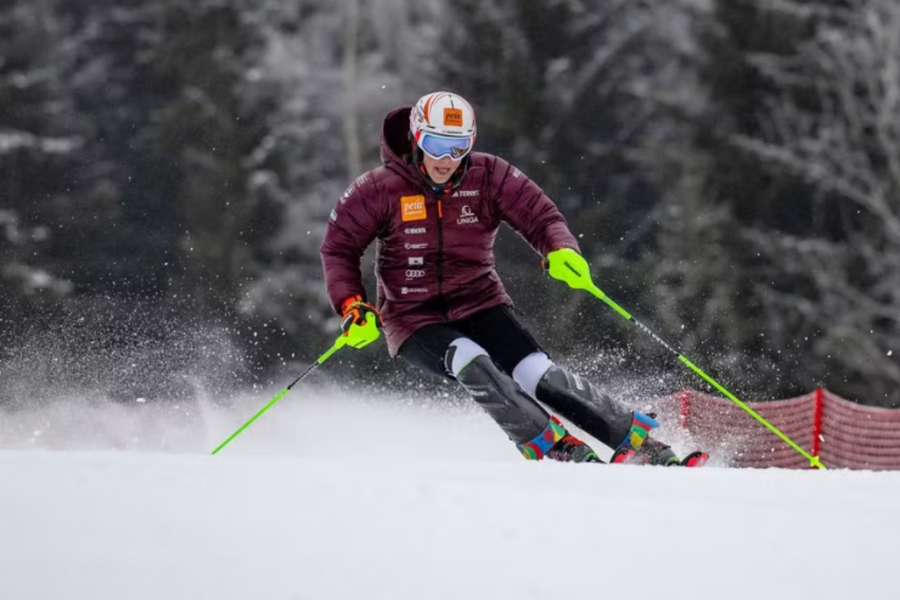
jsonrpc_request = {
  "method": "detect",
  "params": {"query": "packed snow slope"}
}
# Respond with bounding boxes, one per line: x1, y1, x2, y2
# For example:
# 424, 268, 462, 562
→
1, 388, 897, 600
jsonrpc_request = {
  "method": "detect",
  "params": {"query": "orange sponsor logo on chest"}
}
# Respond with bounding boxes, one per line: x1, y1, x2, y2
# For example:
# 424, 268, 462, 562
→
400, 195, 427, 222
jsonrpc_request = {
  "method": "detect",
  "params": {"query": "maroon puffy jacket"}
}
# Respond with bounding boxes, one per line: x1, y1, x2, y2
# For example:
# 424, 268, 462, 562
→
321, 107, 580, 356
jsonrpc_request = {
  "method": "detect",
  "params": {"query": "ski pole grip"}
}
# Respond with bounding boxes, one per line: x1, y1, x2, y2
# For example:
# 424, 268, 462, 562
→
546, 248, 595, 291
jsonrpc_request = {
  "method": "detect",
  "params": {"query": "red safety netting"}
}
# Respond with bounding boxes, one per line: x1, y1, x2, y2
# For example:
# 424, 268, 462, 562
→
672, 389, 900, 470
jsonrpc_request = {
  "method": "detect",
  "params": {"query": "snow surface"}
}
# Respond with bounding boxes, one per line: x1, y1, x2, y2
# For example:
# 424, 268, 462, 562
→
1, 388, 897, 600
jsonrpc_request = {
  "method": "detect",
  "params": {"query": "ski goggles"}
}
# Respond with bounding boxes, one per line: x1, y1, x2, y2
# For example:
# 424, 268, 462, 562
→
417, 132, 473, 161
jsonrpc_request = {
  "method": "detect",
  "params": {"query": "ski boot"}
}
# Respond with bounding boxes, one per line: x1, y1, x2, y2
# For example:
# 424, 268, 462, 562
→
630, 438, 709, 467
635, 435, 709, 467
611, 412, 659, 464
665, 451, 709, 468
519, 417, 603, 463
547, 433, 603, 463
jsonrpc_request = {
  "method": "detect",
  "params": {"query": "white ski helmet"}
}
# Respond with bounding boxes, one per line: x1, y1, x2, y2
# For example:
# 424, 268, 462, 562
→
409, 91, 477, 160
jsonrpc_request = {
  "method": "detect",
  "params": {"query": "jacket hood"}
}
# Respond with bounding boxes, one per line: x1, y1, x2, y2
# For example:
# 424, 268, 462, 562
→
381, 107, 415, 170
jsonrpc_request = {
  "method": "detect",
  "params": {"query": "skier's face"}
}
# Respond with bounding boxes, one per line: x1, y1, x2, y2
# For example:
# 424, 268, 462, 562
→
422, 155, 462, 184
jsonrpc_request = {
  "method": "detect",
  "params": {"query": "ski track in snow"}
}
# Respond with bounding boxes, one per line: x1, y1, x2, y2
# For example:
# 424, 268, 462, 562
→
1, 387, 896, 600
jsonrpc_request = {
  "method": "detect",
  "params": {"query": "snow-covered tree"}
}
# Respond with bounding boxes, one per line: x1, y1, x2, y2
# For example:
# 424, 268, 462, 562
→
0, 2, 81, 335
432, 0, 710, 357
730, 0, 900, 404
656, 0, 900, 404
238, 0, 444, 358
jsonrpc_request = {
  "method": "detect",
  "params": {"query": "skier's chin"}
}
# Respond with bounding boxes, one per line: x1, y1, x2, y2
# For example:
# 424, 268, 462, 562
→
423, 156, 461, 184
427, 166, 456, 184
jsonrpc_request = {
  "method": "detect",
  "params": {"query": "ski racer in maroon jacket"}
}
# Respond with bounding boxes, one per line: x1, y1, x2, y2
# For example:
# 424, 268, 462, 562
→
321, 91, 705, 466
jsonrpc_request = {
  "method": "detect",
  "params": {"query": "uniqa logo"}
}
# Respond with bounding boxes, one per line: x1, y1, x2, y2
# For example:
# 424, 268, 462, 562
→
457, 204, 479, 225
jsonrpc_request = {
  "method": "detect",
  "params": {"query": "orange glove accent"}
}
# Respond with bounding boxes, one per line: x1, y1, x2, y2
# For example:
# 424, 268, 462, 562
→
340, 295, 381, 334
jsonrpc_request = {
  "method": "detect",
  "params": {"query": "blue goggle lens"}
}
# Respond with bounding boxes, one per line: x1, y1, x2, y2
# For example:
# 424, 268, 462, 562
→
419, 133, 472, 160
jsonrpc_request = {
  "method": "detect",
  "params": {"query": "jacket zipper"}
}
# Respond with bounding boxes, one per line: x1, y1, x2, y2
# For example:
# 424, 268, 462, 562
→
436, 196, 448, 320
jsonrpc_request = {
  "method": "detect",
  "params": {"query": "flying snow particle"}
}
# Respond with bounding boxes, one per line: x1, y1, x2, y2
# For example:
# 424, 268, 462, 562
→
889, 350, 894, 357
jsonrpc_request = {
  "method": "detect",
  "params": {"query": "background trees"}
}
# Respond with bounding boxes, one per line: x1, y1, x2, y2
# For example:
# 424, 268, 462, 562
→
666, 0, 900, 404
2, 0, 897, 405
721, 0, 900, 404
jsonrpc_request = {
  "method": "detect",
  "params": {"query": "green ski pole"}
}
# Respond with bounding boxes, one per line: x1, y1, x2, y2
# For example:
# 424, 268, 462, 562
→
211, 311, 380, 455
546, 248, 826, 470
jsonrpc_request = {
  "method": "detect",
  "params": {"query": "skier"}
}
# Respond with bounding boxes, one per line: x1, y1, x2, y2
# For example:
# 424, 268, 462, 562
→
321, 91, 705, 466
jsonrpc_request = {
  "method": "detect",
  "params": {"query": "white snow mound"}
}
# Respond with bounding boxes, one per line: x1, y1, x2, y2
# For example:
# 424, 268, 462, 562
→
1, 388, 896, 600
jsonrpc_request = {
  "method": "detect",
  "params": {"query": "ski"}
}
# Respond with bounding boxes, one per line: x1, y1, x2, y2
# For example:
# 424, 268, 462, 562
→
678, 451, 709, 468
611, 448, 710, 467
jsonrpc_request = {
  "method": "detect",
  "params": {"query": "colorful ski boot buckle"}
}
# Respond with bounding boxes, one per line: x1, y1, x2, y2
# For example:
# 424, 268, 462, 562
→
518, 417, 567, 460
614, 411, 659, 458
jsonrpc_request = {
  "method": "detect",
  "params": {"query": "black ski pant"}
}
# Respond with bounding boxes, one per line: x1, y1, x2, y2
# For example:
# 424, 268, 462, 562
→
398, 305, 549, 445
399, 305, 543, 379
397, 304, 631, 449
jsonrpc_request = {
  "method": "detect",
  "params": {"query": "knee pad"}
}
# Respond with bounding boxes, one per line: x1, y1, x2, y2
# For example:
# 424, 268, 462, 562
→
443, 337, 489, 378
511, 352, 554, 398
